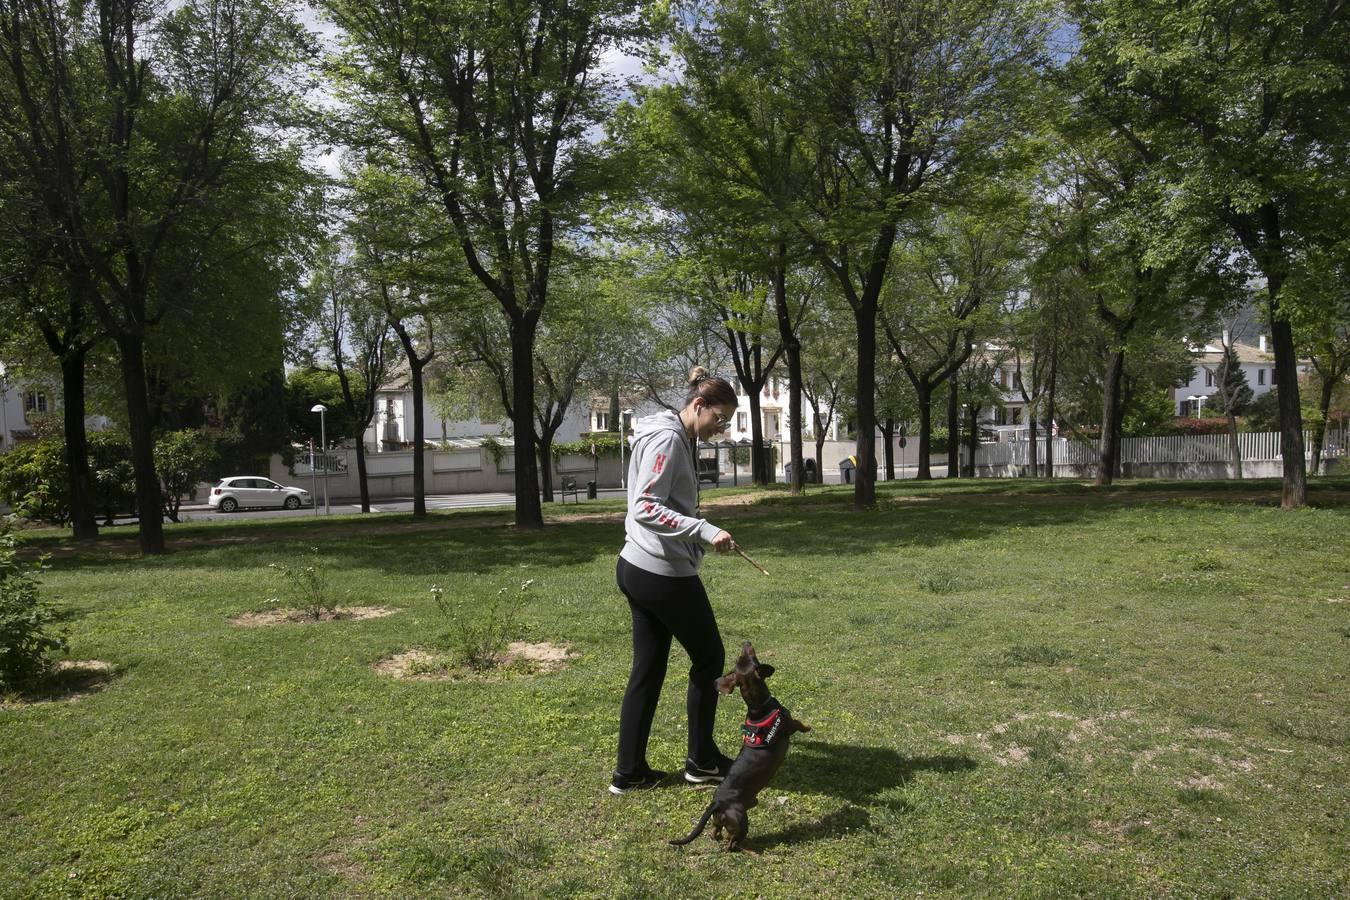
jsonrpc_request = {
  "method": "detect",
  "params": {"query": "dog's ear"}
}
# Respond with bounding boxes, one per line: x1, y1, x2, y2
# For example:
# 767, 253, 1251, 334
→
715, 672, 738, 694
756, 663, 775, 679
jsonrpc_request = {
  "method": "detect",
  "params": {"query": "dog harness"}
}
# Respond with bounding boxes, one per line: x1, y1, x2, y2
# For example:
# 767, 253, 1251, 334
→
742, 700, 786, 747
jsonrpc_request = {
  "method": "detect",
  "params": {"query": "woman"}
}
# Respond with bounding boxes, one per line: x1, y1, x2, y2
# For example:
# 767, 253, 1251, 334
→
610, 367, 738, 794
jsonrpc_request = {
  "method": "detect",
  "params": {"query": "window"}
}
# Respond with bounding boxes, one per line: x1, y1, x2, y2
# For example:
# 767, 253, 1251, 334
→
1257, 369, 1265, 386
1011, 408, 1022, 425
1205, 369, 1213, 387
1271, 366, 1278, 384
24, 391, 47, 413
736, 412, 747, 431
1012, 372, 1022, 391
594, 410, 609, 431
997, 370, 1006, 387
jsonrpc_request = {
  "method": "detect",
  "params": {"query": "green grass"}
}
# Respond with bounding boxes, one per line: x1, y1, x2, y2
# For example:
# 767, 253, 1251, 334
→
3, 477, 1349, 898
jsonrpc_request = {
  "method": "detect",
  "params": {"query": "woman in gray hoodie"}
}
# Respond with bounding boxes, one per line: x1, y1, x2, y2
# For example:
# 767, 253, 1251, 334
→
609, 367, 738, 794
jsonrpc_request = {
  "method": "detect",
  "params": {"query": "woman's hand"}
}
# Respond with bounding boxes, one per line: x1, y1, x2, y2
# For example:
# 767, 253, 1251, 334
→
710, 530, 734, 552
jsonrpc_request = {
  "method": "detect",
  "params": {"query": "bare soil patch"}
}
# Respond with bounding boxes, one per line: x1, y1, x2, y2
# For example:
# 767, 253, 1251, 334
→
230, 606, 398, 627
375, 641, 575, 681
1, 660, 116, 708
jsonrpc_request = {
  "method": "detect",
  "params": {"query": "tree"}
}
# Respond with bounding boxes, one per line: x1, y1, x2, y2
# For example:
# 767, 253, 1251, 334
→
778, 0, 1049, 507
883, 209, 1018, 480
1286, 245, 1350, 475
324, 0, 652, 530
0, 0, 316, 553
154, 429, 219, 523
1065, 0, 1350, 507
306, 241, 394, 513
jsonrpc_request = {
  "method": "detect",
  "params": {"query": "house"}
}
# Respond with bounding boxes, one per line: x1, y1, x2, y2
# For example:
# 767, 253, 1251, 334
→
0, 364, 55, 451
362, 360, 592, 451
1170, 333, 1306, 417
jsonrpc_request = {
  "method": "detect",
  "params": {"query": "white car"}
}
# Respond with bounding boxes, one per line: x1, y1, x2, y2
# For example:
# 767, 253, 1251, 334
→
208, 476, 312, 513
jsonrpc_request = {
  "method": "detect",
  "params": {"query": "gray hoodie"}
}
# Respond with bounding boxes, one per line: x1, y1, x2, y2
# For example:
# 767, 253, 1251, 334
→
620, 409, 722, 577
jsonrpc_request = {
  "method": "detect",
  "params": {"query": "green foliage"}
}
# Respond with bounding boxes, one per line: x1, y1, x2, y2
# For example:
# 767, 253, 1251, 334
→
1246, 389, 1282, 433
284, 369, 362, 450
551, 433, 623, 461
0, 516, 65, 690
87, 432, 135, 524
1212, 347, 1254, 416
266, 547, 343, 621
1122, 390, 1178, 437
0, 441, 69, 525
429, 579, 531, 673
155, 429, 221, 523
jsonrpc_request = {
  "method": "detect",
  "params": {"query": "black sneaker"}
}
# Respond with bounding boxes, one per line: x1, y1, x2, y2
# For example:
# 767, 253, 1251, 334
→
684, 753, 734, 784
608, 769, 669, 795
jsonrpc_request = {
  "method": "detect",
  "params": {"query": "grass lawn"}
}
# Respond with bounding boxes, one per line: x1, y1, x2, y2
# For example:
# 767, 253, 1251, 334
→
3, 477, 1348, 898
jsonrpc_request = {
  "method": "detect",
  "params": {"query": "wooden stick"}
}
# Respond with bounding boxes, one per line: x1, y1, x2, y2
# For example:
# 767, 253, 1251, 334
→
732, 544, 770, 577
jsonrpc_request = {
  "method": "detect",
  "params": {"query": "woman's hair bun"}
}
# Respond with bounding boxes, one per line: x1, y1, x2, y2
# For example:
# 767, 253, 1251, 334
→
687, 366, 709, 387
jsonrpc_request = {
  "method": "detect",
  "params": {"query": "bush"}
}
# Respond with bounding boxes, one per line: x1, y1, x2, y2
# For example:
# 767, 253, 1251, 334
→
155, 429, 220, 523
0, 516, 66, 690
430, 579, 530, 672
0, 441, 70, 525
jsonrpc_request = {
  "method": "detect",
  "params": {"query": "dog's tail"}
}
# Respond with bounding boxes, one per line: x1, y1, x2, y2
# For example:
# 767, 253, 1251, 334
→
669, 800, 718, 846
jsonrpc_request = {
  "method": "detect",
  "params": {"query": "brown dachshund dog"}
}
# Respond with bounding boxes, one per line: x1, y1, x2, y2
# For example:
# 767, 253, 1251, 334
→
670, 642, 810, 851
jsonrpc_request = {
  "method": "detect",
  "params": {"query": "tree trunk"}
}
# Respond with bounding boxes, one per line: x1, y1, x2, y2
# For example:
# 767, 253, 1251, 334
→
1096, 348, 1125, 487
1269, 311, 1306, 507
851, 302, 878, 508
814, 411, 826, 481
510, 317, 544, 529
1046, 344, 1058, 479
1311, 376, 1335, 476
880, 418, 895, 481
608, 386, 620, 433
1226, 410, 1243, 479
915, 385, 934, 480
1027, 416, 1039, 479
537, 438, 554, 502
354, 440, 371, 512
946, 376, 960, 478
966, 405, 979, 478
117, 333, 165, 554
773, 251, 805, 496
59, 349, 98, 540
408, 358, 426, 517
746, 389, 766, 485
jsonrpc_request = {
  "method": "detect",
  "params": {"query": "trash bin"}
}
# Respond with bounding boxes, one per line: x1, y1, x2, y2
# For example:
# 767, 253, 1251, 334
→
586, 480, 597, 500
785, 460, 819, 484
839, 456, 855, 484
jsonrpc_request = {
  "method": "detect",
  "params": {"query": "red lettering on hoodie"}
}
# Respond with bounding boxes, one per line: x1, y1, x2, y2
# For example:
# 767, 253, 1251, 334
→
653, 453, 667, 474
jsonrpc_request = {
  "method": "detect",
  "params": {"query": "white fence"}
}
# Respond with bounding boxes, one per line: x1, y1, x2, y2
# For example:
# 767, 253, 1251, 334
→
968, 427, 1347, 479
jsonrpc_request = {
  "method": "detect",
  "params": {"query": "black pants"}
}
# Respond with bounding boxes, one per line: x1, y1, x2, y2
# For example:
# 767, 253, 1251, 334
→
615, 557, 725, 777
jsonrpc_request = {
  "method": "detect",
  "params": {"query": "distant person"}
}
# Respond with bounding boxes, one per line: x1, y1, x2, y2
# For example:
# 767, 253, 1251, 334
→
609, 367, 738, 794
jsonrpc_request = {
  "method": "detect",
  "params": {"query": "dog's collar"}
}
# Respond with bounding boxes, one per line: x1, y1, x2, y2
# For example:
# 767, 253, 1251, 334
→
742, 699, 785, 747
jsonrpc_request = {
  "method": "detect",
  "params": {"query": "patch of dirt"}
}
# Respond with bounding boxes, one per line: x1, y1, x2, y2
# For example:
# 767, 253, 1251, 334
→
993, 744, 1030, 766
1, 660, 116, 708
230, 606, 398, 627
375, 641, 576, 681
1180, 773, 1225, 791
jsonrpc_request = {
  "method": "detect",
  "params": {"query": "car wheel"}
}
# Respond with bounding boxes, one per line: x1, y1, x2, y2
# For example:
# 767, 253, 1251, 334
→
283, 495, 301, 510
219, 497, 239, 513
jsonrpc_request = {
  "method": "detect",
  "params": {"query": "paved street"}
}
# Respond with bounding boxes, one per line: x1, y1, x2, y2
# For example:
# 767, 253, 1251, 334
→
163, 464, 948, 524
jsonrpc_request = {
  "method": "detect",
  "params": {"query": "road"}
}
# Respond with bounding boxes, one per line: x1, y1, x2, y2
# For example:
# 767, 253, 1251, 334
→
160, 465, 948, 525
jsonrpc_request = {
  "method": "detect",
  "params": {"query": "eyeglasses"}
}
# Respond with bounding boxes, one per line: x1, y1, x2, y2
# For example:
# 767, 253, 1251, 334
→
707, 409, 732, 429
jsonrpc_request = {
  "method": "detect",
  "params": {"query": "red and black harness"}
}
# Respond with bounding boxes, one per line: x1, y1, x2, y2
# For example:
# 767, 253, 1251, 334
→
741, 700, 787, 748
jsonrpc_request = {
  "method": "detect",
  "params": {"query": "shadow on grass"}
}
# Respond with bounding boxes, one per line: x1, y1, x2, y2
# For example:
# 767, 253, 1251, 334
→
750, 741, 977, 850
1, 660, 118, 707
32, 474, 1350, 576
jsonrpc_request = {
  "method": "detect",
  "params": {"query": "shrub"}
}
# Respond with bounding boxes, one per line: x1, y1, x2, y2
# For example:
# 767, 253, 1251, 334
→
155, 429, 220, 523
0, 516, 66, 690
430, 579, 531, 672
0, 441, 70, 525
267, 547, 342, 620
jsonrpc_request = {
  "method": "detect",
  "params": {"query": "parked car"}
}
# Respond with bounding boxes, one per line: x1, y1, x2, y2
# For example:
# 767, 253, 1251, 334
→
208, 476, 312, 513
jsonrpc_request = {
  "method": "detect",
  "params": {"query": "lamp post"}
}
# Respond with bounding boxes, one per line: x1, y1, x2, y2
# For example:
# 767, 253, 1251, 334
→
310, 403, 329, 515
1186, 395, 1206, 418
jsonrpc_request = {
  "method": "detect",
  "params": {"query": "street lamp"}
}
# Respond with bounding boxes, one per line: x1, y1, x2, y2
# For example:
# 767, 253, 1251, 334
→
1186, 395, 1206, 417
619, 408, 634, 489
311, 403, 330, 515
